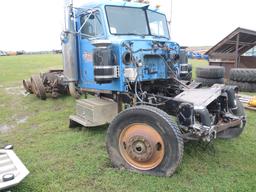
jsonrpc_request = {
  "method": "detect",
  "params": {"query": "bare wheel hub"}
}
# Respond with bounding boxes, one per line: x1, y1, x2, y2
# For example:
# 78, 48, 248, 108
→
127, 136, 153, 162
119, 123, 164, 170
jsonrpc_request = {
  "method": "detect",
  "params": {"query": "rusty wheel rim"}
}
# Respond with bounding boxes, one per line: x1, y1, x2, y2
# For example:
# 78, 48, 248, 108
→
119, 123, 164, 170
31, 78, 40, 96
23, 80, 32, 93
30, 75, 46, 99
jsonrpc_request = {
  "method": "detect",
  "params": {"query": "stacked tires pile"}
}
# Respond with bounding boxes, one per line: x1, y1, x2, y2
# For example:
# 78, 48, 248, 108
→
195, 66, 225, 87
229, 68, 256, 92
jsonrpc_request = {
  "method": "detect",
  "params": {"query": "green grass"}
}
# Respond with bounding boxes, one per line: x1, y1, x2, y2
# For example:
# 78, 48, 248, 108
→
0, 55, 256, 192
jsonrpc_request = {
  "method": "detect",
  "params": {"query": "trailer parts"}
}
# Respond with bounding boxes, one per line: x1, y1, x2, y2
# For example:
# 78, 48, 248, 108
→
249, 97, 256, 107
238, 94, 256, 111
23, 70, 69, 99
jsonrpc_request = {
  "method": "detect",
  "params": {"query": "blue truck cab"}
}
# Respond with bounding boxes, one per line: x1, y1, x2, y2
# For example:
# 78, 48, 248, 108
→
62, 1, 188, 92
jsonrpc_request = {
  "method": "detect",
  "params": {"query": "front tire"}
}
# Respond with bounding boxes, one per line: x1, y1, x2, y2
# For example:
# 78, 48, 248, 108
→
106, 105, 184, 176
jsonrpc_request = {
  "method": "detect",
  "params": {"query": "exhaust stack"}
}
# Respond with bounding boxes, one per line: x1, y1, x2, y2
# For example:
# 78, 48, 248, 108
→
61, 0, 79, 98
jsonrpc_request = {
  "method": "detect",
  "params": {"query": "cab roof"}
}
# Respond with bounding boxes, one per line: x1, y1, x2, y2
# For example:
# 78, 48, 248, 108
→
78, 0, 162, 13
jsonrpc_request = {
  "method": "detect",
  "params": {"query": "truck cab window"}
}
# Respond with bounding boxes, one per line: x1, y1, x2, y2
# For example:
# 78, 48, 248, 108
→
147, 10, 169, 39
80, 12, 104, 39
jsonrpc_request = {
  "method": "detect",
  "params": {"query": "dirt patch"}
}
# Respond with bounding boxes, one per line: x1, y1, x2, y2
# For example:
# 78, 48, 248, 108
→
0, 124, 14, 133
31, 124, 38, 129
53, 105, 64, 111
5, 86, 28, 96
11, 115, 29, 124
0, 116, 29, 133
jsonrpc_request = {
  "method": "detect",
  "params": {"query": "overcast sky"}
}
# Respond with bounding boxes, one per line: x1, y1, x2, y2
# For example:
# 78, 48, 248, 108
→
0, 0, 255, 51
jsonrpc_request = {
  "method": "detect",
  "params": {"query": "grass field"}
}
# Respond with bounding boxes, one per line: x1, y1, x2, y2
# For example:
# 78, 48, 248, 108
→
0, 54, 256, 192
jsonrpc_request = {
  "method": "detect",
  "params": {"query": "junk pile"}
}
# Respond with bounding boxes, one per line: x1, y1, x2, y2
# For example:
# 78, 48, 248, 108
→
238, 95, 256, 111
23, 70, 69, 100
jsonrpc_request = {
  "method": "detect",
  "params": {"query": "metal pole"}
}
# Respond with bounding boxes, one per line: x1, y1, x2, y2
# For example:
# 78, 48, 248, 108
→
168, 0, 173, 36
235, 33, 240, 68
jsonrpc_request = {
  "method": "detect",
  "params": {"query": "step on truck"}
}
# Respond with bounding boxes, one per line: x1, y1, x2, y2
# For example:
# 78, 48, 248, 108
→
24, 0, 246, 176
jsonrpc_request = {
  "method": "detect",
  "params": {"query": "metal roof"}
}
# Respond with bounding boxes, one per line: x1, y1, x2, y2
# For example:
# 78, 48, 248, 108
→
206, 28, 256, 55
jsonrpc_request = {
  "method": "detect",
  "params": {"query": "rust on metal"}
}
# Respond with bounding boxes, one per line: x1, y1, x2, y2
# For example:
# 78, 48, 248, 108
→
119, 123, 164, 170
23, 70, 69, 99
30, 75, 46, 100
215, 119, 241, 133
22, 79, 33, 93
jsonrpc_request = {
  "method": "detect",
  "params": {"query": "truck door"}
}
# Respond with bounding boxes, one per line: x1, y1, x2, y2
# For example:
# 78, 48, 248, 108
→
77, 10, 105, 87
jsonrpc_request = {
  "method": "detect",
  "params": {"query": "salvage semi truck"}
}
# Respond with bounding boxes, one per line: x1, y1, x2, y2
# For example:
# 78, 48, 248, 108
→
23, 0, 246, 176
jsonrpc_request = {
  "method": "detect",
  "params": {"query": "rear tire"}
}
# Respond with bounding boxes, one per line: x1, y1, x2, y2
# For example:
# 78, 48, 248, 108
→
230, 68, 256, 82
195, 77, 224, 87
196, 66, 225, 79
31, 75, 46, 100
106, 105, 184, 176
23, 79, 33, 93
228, 80, 256, 92
217, 99, 246, 139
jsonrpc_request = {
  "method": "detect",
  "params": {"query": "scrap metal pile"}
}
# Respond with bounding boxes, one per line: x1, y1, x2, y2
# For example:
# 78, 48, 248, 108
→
238, 95, 256, 111
23, 70, 69, 100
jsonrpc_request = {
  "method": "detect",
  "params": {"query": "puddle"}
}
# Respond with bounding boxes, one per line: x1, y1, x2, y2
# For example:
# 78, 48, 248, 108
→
0, 124, 13, 133
12, 115, 28, 124
16, 116, 28, 124
0, 116, 28, 134
5, 86, 27, 96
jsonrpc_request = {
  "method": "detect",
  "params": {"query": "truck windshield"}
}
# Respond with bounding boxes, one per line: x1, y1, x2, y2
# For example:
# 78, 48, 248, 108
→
147, 10, 169, 38
105, 6, 169, 38
105, 6, 149, 35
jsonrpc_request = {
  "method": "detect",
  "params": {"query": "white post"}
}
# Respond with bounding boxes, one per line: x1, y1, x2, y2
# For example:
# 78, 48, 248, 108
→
168, 0, 173, 37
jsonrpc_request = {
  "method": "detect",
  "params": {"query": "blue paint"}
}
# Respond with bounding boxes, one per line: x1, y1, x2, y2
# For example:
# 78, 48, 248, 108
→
74, 1, 181, 92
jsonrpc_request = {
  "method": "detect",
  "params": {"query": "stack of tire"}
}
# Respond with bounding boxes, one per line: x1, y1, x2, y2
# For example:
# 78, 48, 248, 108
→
195, 66, 225, 87
229, 68, 256, 92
